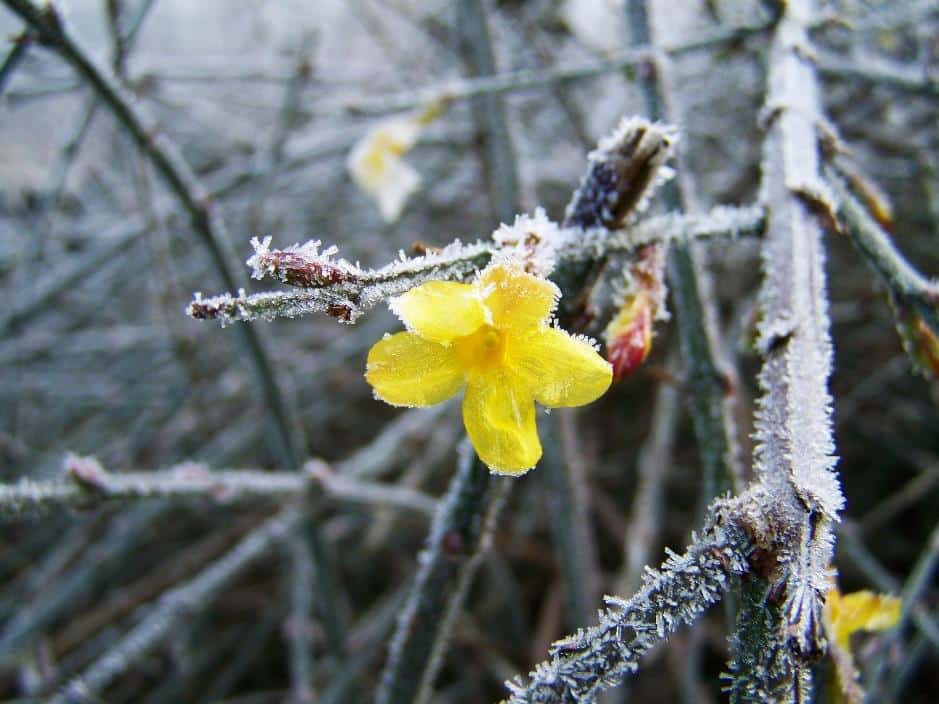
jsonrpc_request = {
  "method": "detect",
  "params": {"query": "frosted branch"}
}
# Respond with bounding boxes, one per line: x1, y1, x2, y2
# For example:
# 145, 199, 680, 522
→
745, 0, 844, 692
189, 205, 764, 327
0, 455, 437, 519
503, 498, 751, 703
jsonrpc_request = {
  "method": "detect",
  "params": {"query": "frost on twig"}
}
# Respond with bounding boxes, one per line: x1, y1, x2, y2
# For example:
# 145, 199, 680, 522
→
188, 239, 495, 325
825, 169, 939, 337
739, 0, 844, 694
503, 497, 751, 703
187, 204, 764, 327
247, 236, 359, 288
0, 454, 437, 519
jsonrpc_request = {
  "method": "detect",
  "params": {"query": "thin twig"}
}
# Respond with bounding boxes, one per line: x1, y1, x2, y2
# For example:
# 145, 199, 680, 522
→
0, 504, 167, 662
625, 0, 743, 501
0, 31, 31, 99
305, 22, 771, 119
187, 205, 764, 326
0, 456, 437, 519
827, 169, 939, 338
816, 48, 939, 97
540, 412, 600, 629
376, 442, 508, 704
837, 523, 939, 651
618, 360, 680, 596
285, 529, 316, 704
50, 508, 301, 704
503, 497, 751, 702
457, 0, 519, 223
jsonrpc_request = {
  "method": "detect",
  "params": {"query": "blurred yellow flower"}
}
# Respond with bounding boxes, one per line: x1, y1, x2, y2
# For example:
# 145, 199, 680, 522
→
824, 587, 901, 653
347, 103, 446, 223
365, 262, 612, 474
823, 585, 901, 704
347, 115, 422, 222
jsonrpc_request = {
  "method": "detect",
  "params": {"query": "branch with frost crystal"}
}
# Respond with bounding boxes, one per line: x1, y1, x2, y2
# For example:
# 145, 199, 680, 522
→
187, 204, 764, 327
0, 455, 437, 519
503, 499, 751, 703
742, 0, 844, 696
188, 239, 495, 324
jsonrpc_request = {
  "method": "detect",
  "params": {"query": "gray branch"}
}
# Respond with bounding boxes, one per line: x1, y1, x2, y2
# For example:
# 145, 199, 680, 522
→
377, 442, 510, 704
1, 0, 306, 469
503, 497, 751, 703
826, 169, 939, 338
187, 205, 764, 326
0, 455, 437, 519
738, 0, 845, 696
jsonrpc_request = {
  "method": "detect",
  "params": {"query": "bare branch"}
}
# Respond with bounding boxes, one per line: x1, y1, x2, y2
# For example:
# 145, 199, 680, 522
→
503, 497, 751, 703
1, 0, 306, 469
738, 0, 845, 696
827, 169, 939, 338
0, 455, 437, 519
187, 205, 764, 326
377, 442, 510, 704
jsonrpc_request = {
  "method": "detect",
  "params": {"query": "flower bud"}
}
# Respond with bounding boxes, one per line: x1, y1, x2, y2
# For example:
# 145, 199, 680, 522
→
604, 291, 653, 380
911, 316, 939, 378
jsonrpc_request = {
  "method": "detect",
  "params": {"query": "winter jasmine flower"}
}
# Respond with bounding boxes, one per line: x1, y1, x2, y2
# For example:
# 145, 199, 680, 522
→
365, 261, 612, 474
347, 103, 445, 222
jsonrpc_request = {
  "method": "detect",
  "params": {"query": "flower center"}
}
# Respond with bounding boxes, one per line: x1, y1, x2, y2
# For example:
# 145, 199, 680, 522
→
453, 325, 506, 372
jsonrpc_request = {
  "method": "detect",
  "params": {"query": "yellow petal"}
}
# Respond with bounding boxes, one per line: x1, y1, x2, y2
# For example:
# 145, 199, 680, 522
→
366, 332, 465, 407
463, 369, 541, 474
508, 327, 612, 408
391, 281, 486, 344
347, 116, 423, 222
479, 263, 559, 330
825, 588, 902, 652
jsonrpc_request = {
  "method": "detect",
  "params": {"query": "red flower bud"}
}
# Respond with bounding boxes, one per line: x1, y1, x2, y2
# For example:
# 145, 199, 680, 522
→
912, 317, 939, 378
605, 292, 653, 381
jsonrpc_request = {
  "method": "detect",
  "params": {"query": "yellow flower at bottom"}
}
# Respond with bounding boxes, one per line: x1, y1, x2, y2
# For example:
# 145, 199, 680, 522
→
365, 262, 612, 474
823, 587, 901, 653
822, 585, 901, 704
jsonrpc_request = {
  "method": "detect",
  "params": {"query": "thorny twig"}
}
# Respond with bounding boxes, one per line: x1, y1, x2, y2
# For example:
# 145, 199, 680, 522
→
503, 497, 751, 703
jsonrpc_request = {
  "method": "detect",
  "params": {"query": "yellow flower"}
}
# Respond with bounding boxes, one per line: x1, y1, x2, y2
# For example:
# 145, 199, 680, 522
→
365, 262, 612, 475
823, 587, 901, 653
347, 103, 446, 223
347, 115, 422, 222
822, 586, 901, 704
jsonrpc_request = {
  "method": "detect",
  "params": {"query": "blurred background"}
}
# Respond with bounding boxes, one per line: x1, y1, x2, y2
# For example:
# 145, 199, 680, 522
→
0, 0, 937, 702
